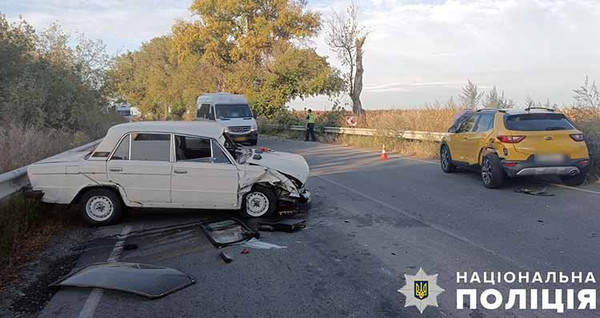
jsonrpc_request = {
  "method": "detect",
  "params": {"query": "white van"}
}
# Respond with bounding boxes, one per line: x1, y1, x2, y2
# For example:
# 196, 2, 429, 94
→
196, 93, 258, 145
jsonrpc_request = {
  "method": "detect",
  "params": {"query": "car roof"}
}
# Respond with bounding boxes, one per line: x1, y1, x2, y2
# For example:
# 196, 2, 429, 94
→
196, 92, 248, 105
475, 108, 562, 115
92, 121, 226, 156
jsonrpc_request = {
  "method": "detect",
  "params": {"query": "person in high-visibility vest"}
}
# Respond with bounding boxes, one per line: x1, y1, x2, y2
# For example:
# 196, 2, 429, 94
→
305, 109, 316, 141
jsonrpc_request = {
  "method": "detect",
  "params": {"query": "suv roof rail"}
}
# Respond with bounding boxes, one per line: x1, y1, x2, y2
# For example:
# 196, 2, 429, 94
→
524, 106, 556, 112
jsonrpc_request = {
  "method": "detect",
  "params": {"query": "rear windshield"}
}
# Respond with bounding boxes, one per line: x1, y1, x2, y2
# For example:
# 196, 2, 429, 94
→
215, 104, 252, 119
504, 113, 575, 131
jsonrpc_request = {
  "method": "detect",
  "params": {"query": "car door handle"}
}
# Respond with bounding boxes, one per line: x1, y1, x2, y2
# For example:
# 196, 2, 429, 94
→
173, 169, 188, 174
109, 167, 123, 172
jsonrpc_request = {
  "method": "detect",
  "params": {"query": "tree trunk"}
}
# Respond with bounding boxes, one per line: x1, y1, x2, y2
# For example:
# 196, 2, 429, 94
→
352, 36, 366, 115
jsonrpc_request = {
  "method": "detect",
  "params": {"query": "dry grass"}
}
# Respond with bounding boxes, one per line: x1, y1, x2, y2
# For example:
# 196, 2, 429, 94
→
0, 196, 79, 289
363, 108, 459, 132
0, 124, 91, 174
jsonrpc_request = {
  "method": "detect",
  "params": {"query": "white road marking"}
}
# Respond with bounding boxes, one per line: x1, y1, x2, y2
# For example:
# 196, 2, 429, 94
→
551, 183, 600, 195
316, 175, 527, 270
78, 225, 132, 318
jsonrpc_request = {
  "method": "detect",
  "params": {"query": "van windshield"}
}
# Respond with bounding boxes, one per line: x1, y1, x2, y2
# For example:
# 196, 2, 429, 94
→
215, 104, 253, 119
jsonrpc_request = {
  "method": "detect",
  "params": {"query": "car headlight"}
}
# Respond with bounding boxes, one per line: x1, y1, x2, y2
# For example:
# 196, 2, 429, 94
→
251, 125, 257, 131
224, 127, 230, 133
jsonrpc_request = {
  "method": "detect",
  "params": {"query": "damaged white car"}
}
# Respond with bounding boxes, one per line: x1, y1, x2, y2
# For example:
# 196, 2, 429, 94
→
27, 121, 310, 225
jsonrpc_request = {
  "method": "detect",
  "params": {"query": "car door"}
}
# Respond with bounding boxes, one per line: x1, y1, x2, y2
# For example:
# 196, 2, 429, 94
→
106, 133, 172, 204
465, 112, 495, 164
170, 135, 239, 209
451, 114, 479, 163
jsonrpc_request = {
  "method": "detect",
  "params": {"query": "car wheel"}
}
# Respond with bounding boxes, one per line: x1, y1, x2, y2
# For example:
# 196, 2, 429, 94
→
561, 171, 587, 186
481, 154, 505, 189
440, 145, 457, 173
249, 139, 258, 146
79, 188, 122, 226
241, 185, 276, 218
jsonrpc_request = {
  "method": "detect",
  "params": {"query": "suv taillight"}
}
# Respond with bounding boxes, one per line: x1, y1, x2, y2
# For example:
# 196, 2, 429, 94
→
497, 135, 526, 143
570, 133, 585, 142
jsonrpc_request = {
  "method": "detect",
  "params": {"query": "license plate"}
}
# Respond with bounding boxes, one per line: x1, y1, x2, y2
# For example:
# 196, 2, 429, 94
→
234, 136, 248, 142
535, 154, 565, 164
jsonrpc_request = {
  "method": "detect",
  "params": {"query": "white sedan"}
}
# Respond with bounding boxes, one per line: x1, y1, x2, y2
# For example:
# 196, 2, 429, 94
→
27, 121, 310, 225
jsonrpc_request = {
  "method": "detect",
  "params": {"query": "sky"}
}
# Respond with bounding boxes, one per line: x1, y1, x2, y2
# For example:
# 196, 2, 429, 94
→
3, 0, 600, 110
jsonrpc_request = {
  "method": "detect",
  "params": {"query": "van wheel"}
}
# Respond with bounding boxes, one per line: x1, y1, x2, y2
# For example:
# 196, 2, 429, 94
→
561, 172, 586, 186
440, 145, 457, 173
79, 189, 122, 226
241, 185, 276, 218
481, 154, 505, 189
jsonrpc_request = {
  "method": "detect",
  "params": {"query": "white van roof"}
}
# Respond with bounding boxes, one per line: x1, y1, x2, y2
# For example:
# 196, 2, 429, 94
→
196, 93, 248, 105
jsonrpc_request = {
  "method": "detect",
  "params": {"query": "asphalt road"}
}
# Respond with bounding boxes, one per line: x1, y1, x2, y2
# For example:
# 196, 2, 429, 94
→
38, 137, 600, 318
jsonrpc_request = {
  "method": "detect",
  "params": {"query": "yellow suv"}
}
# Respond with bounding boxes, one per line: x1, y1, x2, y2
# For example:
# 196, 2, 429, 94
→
440, 108, 590, 188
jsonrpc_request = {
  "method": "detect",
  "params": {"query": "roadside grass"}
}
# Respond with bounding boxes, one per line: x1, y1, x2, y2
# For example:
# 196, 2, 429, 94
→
0, 195, 80, 289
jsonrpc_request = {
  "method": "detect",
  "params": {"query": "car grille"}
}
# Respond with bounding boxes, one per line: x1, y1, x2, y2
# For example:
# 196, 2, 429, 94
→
228, 126, 251, 133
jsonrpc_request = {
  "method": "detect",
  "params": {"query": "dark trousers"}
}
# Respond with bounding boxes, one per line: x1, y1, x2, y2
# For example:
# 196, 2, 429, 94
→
305, 123, 316, 141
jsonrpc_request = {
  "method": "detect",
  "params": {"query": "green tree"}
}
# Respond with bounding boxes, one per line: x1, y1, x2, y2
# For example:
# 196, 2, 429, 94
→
110, 0, 342, 119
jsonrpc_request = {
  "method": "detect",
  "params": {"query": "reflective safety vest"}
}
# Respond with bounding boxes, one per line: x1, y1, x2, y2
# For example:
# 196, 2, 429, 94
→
307, 113, 315, 124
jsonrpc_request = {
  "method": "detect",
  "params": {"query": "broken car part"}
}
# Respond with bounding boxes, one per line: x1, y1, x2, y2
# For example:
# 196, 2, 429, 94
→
200, 218, 259, 248
50, 262, 195, 299
257, 218, 307, 232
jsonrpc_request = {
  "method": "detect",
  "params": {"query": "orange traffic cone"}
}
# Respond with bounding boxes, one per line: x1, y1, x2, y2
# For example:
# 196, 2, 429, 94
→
379, 144, 388, 161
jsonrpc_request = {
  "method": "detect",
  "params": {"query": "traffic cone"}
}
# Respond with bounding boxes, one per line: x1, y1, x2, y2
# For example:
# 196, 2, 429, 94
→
380, 144, 388, 161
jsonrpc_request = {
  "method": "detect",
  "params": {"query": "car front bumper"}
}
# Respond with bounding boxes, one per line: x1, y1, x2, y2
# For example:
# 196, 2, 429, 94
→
226, 131, 258, 143
502, 158, 590, 178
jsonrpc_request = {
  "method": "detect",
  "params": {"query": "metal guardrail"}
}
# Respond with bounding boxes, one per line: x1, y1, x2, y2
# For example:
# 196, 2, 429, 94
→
288, 125, 447, 141
0, 139, 102, 201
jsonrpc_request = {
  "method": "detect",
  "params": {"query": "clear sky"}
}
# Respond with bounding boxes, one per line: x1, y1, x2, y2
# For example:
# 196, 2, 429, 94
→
4, 0, 600, 110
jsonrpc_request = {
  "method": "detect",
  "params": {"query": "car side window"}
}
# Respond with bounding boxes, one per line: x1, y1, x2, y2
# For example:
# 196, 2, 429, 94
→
130, 133, 171, 161
111, 134, 130, 160
458, 115, 478, 133
175, 135, 212, 163
474, 113, 494, 132
211, 140, 232, 164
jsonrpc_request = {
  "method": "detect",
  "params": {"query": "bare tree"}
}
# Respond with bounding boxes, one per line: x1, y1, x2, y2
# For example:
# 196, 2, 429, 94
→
459, 80, 484, 110
573, 76, 600, 109
326, 1, 367, 115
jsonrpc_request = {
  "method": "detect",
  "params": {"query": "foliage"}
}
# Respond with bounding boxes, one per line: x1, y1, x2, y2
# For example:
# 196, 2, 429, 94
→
459, 80, 484, 110
0, 15, 121, 135
111, 0, 343, 119
483, 86, 514, 109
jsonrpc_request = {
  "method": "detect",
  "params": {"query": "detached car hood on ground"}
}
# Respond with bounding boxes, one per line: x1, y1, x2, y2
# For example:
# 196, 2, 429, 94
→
246, 150, 310, 185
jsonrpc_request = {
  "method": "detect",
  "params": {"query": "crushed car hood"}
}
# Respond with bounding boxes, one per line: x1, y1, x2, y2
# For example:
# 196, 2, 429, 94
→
245, 150, 309, 184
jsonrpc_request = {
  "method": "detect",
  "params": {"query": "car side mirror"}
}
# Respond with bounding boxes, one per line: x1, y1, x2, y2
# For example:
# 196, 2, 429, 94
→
208, 113, 215, 120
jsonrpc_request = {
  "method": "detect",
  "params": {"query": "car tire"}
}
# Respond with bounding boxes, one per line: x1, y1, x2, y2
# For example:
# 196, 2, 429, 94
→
79, 188, 123, 226
440, 145, 457, 173
249, 139, 258, 146
241, 185, 276, 218
481, 154, 505, 189
561, 171, 587, 186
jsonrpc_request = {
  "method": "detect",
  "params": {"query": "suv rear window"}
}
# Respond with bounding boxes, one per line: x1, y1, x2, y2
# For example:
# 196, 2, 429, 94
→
504, 113, 575, 131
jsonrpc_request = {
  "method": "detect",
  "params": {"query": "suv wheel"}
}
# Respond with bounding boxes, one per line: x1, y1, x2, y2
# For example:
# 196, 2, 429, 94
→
481, 154, 505, 188
79, 188, 122, 226
440, 145, 457, 173
561, 171, 587, 186
241, 185, 276, 218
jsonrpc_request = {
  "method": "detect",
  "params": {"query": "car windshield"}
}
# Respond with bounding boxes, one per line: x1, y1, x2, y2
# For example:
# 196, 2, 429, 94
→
215, 104, 253, 119
504, 113, 575, 131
